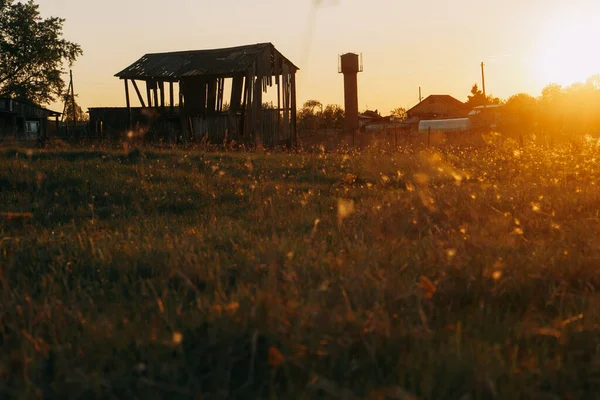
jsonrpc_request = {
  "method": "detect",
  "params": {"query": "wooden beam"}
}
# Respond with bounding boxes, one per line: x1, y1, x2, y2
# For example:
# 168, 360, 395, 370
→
153, 84, 159, 110
291, 70, 298, 150
146, 81, 152, 108
179, 81, 188, 142
131, 80, 146, 107
169, 81, 174, 113
124, 79, 132, 130
276, 54, 281, 141
159, 81, 165, 109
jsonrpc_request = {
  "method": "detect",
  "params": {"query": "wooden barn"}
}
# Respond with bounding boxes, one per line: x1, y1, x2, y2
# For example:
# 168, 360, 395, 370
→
0, 98, 61, 141
100, 42, 299, 147
406, 95, 470, 120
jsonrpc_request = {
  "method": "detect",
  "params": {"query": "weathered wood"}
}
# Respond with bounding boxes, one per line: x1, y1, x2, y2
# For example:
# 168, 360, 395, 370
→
159, 81, 165, 109
179, 81, 187, 142
169, 81, 174, 113
231, 75, 244, 111
282, 64, 290, 143
291, 70, 298, 150
253, 60, 262, 145
207, 79, 217, 114
276, 53, 281, 142
146, 81, 152, 108
217, 77, 225, 112
124, 79, 132, 130
131, 80, 146, 107
153, 84, 159, 110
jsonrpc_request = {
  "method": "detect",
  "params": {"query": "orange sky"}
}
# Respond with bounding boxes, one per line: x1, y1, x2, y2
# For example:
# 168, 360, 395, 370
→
39, 0, 600, 115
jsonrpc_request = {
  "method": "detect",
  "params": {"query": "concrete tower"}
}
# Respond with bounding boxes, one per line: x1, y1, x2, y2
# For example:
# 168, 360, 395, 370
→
339, 53, 363, 133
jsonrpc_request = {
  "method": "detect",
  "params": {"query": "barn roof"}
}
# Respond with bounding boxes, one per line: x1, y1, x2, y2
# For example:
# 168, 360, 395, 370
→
115, 42, 299, 81
0, 97, 61, 117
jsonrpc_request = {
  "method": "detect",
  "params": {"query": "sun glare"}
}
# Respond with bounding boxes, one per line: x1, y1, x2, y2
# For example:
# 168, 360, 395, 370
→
533, 13, 600, 87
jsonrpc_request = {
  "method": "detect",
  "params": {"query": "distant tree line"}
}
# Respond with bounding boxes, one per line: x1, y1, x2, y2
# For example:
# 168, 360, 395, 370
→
297, 100, 345, 131
499, 75, 600, 140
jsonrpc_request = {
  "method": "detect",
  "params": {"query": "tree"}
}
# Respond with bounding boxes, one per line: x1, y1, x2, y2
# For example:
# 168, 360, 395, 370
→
500, 93, 538, 134
538, 83, 565, 135
466, 83, 502, 107
390, 107, 407, 121
61, 92, 88, 122
298, 100, 323, 130
0, 0, 82, 105
321, 104, 344, 129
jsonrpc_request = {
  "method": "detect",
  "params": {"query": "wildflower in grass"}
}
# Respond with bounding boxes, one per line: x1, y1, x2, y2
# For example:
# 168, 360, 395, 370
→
337, 199, 355, 225
419, 276, 436, 299
446, 248, 457, 259
268, 346, 285, 368
172, 331, 183, 345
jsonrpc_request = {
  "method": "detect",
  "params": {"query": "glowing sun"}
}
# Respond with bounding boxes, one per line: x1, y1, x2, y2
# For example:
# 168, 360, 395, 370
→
533, 14, 600, 87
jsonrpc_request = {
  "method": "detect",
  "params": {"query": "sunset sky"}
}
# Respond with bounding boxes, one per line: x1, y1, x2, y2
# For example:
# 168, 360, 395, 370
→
39, 0, 600, 115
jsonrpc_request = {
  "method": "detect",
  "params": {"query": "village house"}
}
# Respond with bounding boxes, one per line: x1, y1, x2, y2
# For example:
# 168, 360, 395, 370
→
406, 95, 470, 120
0, 98, 61, 141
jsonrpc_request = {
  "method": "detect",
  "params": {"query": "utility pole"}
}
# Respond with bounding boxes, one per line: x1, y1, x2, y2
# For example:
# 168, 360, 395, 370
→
481, 62, 486, 109
419, 86, 422, 103
70, 69, 77, 129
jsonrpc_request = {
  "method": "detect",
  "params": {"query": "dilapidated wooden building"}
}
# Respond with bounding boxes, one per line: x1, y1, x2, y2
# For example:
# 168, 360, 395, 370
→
0, 98, 61, 141
104, 42, 299, 147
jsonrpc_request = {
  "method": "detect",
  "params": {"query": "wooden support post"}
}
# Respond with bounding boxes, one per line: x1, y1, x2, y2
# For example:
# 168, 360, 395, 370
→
131, 80, 146, 107
124, 79, 132, 130
276, 54, 281, 142
159, 81, 165, 109
290, 71, 298, 151
169, 81, 174, 113
179, 81, 187, 142
153, 85, 159, 110
146, 81, 152, 108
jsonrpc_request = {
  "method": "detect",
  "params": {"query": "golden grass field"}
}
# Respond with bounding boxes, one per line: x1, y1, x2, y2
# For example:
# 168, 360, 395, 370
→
2, 135, 600, 399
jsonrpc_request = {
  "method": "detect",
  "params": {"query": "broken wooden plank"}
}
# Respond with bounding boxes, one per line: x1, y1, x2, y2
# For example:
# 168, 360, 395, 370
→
169, 81, 174, 113
124, 79, 132, 130
131, 80, 146, 107
159, 81, 165, 109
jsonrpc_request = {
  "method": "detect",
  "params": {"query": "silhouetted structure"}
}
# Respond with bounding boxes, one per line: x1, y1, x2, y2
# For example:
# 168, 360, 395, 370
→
339, 53, 363, 133
0, 97, 61, 140
358, 109, 381, 128
103, 43, 298, 147
406, 95, 470, 120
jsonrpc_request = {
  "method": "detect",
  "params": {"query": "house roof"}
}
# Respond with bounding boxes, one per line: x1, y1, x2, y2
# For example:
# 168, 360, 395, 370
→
359, 110, 381, 119
114, 42, 299, 81
0, 97, 61, 116
407, 95, 468, 114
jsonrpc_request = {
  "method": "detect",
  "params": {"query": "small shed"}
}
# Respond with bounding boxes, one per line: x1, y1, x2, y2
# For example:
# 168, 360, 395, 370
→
110, 42, 299, 147
0, 98, 61, 140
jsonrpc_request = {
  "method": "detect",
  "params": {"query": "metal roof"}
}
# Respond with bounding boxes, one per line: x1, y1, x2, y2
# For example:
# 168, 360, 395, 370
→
115, 42, 299, 80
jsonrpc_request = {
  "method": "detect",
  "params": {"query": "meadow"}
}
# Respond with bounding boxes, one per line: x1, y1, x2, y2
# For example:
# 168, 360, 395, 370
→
2, 136, 600, 399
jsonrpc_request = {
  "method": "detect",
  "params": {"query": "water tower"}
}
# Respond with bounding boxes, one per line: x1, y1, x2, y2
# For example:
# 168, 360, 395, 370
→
338, 53, 363, 133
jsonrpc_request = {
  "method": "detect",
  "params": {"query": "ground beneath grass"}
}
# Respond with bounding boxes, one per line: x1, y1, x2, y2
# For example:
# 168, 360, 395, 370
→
2, 142, 600, 399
